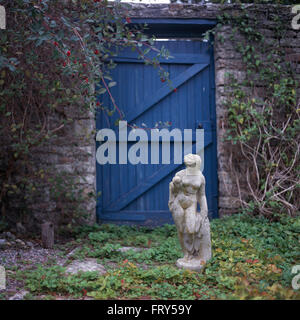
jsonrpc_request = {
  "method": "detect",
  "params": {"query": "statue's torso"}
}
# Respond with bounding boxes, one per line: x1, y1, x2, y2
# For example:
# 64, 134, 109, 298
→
174, 171, 203, 210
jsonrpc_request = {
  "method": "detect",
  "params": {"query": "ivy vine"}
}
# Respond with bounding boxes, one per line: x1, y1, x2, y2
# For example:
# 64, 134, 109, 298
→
213, 8, 299, 219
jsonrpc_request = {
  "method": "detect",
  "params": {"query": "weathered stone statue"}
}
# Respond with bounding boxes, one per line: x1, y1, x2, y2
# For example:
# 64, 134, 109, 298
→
168, 153, 211, 271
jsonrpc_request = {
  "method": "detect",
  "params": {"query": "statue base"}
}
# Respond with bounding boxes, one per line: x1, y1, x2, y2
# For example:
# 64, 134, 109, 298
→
176, 257, 206, 272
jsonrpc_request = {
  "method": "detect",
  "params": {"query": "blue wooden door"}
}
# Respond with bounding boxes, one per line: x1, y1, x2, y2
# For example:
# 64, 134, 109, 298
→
96, 40, 218, 226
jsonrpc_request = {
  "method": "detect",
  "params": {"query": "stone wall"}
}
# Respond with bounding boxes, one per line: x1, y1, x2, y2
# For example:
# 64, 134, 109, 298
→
7, 107, 97, 232
32, 110, 97, 227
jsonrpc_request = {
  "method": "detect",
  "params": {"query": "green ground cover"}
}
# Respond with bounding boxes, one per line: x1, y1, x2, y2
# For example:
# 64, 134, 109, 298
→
8, 213, 300, 300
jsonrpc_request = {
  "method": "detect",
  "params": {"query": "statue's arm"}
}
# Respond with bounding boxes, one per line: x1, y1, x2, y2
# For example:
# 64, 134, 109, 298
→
169, 170, 184, 208
168, 181, 174, 209
198, 177, 208, 217
175, 169, 186, 178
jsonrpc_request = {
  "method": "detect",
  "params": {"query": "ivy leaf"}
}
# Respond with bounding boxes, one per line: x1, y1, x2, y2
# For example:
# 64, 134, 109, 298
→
108, 82, 116, 88
98, 88, 107, 95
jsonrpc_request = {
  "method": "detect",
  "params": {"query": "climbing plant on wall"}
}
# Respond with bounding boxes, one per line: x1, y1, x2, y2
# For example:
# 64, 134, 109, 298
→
0, 0, 171, 232
211, 9, 299, 219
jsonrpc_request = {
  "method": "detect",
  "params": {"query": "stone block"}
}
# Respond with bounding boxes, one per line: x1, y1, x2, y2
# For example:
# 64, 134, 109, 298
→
219, 196, 241, 209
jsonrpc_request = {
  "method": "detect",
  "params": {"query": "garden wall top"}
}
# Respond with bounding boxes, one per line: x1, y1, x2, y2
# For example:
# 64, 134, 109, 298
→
127, 3, 294, 20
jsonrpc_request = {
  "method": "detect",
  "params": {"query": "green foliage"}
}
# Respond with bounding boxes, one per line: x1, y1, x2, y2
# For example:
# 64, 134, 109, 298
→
89, 263, 202, 300
85, 214, 300, 300
17, 265, 100, 298
0, 0, 170, 230
71, 223, 181, 265
214, 9, 300, 218
9, 214, 300, 300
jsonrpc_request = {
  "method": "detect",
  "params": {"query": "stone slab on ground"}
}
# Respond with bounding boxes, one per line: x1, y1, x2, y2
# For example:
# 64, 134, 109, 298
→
9, 290, 30, 300
65, 258, 106, 275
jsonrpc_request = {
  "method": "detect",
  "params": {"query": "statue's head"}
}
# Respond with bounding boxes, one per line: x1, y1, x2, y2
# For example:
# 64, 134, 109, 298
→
184, 154, 201, 171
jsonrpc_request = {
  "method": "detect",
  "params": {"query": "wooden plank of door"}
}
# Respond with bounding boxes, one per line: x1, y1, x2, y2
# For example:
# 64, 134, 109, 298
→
123, 63, 209, 124
103, 136, 213, 212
